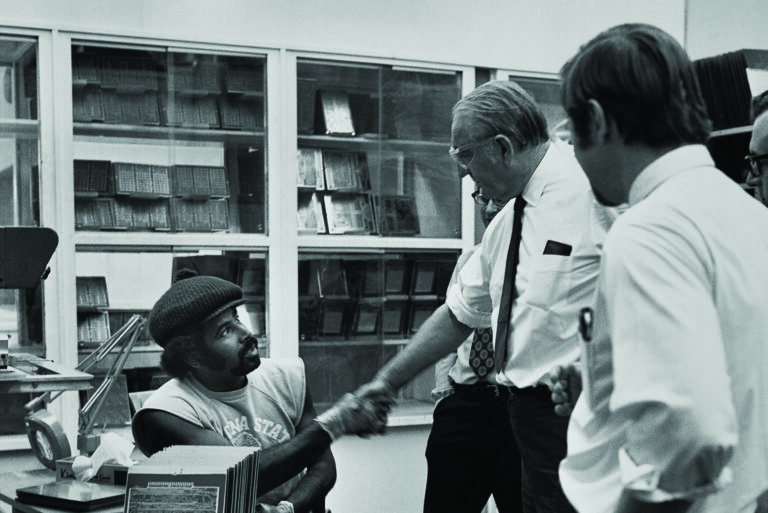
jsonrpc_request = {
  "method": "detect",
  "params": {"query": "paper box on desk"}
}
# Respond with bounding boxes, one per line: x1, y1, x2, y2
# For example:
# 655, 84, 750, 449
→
56, 456, 129, 486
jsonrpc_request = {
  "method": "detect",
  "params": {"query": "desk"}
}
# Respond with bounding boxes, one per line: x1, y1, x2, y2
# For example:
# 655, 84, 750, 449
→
0, 354, 92, 395
0, 470, 123, 513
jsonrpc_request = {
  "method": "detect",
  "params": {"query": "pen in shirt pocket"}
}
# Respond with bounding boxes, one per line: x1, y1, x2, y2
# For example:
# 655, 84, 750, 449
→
579, 307, 593, 342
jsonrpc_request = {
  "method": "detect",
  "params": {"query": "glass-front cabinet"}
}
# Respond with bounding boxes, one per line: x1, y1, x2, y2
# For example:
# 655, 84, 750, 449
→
296, 59, 462, 239
72, 43, 266, 236
71, 41, 270, 419
295, 59, 465, 412
0, 34, 44, 438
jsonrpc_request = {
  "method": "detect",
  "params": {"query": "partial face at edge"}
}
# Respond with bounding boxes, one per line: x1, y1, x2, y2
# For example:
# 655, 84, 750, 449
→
748, 112, 768, 206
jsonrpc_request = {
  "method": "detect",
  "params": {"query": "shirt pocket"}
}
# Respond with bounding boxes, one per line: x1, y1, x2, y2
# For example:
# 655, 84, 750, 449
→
525, 253, 574, 310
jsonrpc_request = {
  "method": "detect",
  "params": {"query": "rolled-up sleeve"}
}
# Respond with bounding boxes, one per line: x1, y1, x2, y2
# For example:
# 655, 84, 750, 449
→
445, 240, 493, 329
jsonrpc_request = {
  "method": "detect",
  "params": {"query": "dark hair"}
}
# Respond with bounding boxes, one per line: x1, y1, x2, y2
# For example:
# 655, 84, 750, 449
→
751, 90, 768, 122
560, 23, 711, 148
453, 80, 549, 151
160, 333, 202, 378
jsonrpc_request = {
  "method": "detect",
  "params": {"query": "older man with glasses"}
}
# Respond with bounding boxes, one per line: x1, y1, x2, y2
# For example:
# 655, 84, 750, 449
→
746, 90, 768, 206
357, 79, 619, 513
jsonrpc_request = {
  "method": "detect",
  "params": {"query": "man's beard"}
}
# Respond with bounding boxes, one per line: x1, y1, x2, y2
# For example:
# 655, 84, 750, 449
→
200, 335, 262, 376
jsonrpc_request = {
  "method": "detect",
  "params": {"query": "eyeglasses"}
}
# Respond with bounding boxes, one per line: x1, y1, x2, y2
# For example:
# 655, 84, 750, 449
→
471, 189, 490, 205
471, 189, 510, 208
745, 152, 768, 177
449, 136, 497, 172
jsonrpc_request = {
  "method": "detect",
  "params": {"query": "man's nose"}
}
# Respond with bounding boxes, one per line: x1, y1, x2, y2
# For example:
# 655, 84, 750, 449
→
237, 325, 254, 341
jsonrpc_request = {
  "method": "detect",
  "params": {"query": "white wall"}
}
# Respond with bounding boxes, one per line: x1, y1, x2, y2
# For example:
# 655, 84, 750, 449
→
3, 0, 684, 72
328, 426, 430, 512
686, 0, 768, 60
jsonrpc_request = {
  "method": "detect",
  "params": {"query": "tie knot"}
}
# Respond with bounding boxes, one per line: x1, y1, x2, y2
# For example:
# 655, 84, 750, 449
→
514, 196, 527, 212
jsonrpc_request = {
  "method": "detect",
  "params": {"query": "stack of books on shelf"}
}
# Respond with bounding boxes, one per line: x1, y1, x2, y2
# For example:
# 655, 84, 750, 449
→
72, 50, 264, 132
113, 163, 172, 198
74, 159, 232, 232
159, 95, 221, 129
224, 64, 263, 97
296, 148, 376, 235
124, 445, 260, 513
318, 90, 356, 136
376, 195, 419, 236
381, 259, 412, 337
170, 198, 229, 232
218, 96, 262, 130
296, 254, 457, 341
408, 259, 455, 334
76, 276, 110, 348
172, 165, 230, 199
108, 310, 153, 347
74, 159, 112, 197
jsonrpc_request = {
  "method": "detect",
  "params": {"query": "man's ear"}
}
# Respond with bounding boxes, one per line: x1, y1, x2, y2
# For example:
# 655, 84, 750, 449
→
494, 134, 515, 164
184, 350, 204, 369
586, 99, 610, 143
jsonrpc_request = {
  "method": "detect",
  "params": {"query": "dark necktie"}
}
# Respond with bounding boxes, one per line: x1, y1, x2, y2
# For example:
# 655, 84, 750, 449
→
494, 196, 526, 374
468, 327, 494, 379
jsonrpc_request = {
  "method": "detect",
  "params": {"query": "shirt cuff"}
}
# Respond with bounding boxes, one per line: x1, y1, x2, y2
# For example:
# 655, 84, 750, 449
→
618, 447, 733, 502
445, 284, 491, 329
431, 385, 455, 403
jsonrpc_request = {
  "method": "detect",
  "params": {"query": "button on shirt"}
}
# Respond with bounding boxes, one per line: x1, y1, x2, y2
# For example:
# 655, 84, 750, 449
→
559, 145, 768, 513
447, 140, 615, 388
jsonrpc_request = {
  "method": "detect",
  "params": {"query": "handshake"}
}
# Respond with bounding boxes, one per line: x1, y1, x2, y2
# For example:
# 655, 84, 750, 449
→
314, 378, 397, 440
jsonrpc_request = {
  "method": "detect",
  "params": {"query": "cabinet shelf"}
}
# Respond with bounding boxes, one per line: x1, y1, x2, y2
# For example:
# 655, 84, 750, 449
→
297, 234, 463, 250
298, 134, 447, 152
74, 231, 270, 250
74, 122, 264, 144
0, 119, 39, 138
300, 338, 407, 348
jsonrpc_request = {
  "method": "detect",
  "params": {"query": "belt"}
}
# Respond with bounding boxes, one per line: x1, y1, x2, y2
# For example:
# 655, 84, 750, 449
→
508, 384, 552, 400
452, 382, 551, 400
452, 382, 510, 398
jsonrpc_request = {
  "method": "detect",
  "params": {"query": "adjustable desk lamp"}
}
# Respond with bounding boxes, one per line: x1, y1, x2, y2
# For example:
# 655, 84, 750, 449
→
0, 227, 143, 470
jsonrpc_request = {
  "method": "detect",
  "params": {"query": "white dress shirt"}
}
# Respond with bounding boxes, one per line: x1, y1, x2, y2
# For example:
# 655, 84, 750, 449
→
559, 145, 768, 513
447, 140, 615, 388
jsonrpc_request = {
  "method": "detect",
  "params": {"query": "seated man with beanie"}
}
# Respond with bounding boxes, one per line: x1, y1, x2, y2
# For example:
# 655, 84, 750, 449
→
132, 269, 387, 513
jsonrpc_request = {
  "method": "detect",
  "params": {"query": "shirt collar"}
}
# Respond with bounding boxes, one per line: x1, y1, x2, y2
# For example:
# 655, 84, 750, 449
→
521, 140, 562, 207
628, 144, 714, 207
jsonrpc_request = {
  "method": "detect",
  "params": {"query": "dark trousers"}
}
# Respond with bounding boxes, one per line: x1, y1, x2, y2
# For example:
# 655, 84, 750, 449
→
508, 386, 576, 513
424, 387, 522, 513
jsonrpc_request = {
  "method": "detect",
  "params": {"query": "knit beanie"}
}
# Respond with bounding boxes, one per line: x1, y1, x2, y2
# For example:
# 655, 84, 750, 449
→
149, 269, 246, 348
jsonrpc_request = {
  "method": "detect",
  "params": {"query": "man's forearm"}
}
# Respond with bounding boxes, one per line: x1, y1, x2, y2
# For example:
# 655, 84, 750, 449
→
284, 448, 336, 513
377, 304, 472, 390
258, 423, 332, 494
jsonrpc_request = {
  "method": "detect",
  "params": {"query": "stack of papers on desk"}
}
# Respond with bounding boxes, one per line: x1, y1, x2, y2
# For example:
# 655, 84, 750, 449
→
123, 445, 260, 513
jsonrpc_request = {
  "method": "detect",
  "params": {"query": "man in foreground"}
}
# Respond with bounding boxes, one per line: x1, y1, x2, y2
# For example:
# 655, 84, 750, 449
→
554, 23, 768, 513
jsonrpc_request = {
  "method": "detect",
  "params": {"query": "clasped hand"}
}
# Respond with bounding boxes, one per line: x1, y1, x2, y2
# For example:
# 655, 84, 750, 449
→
317, 386, 393, 439
548, 363, 581, 416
